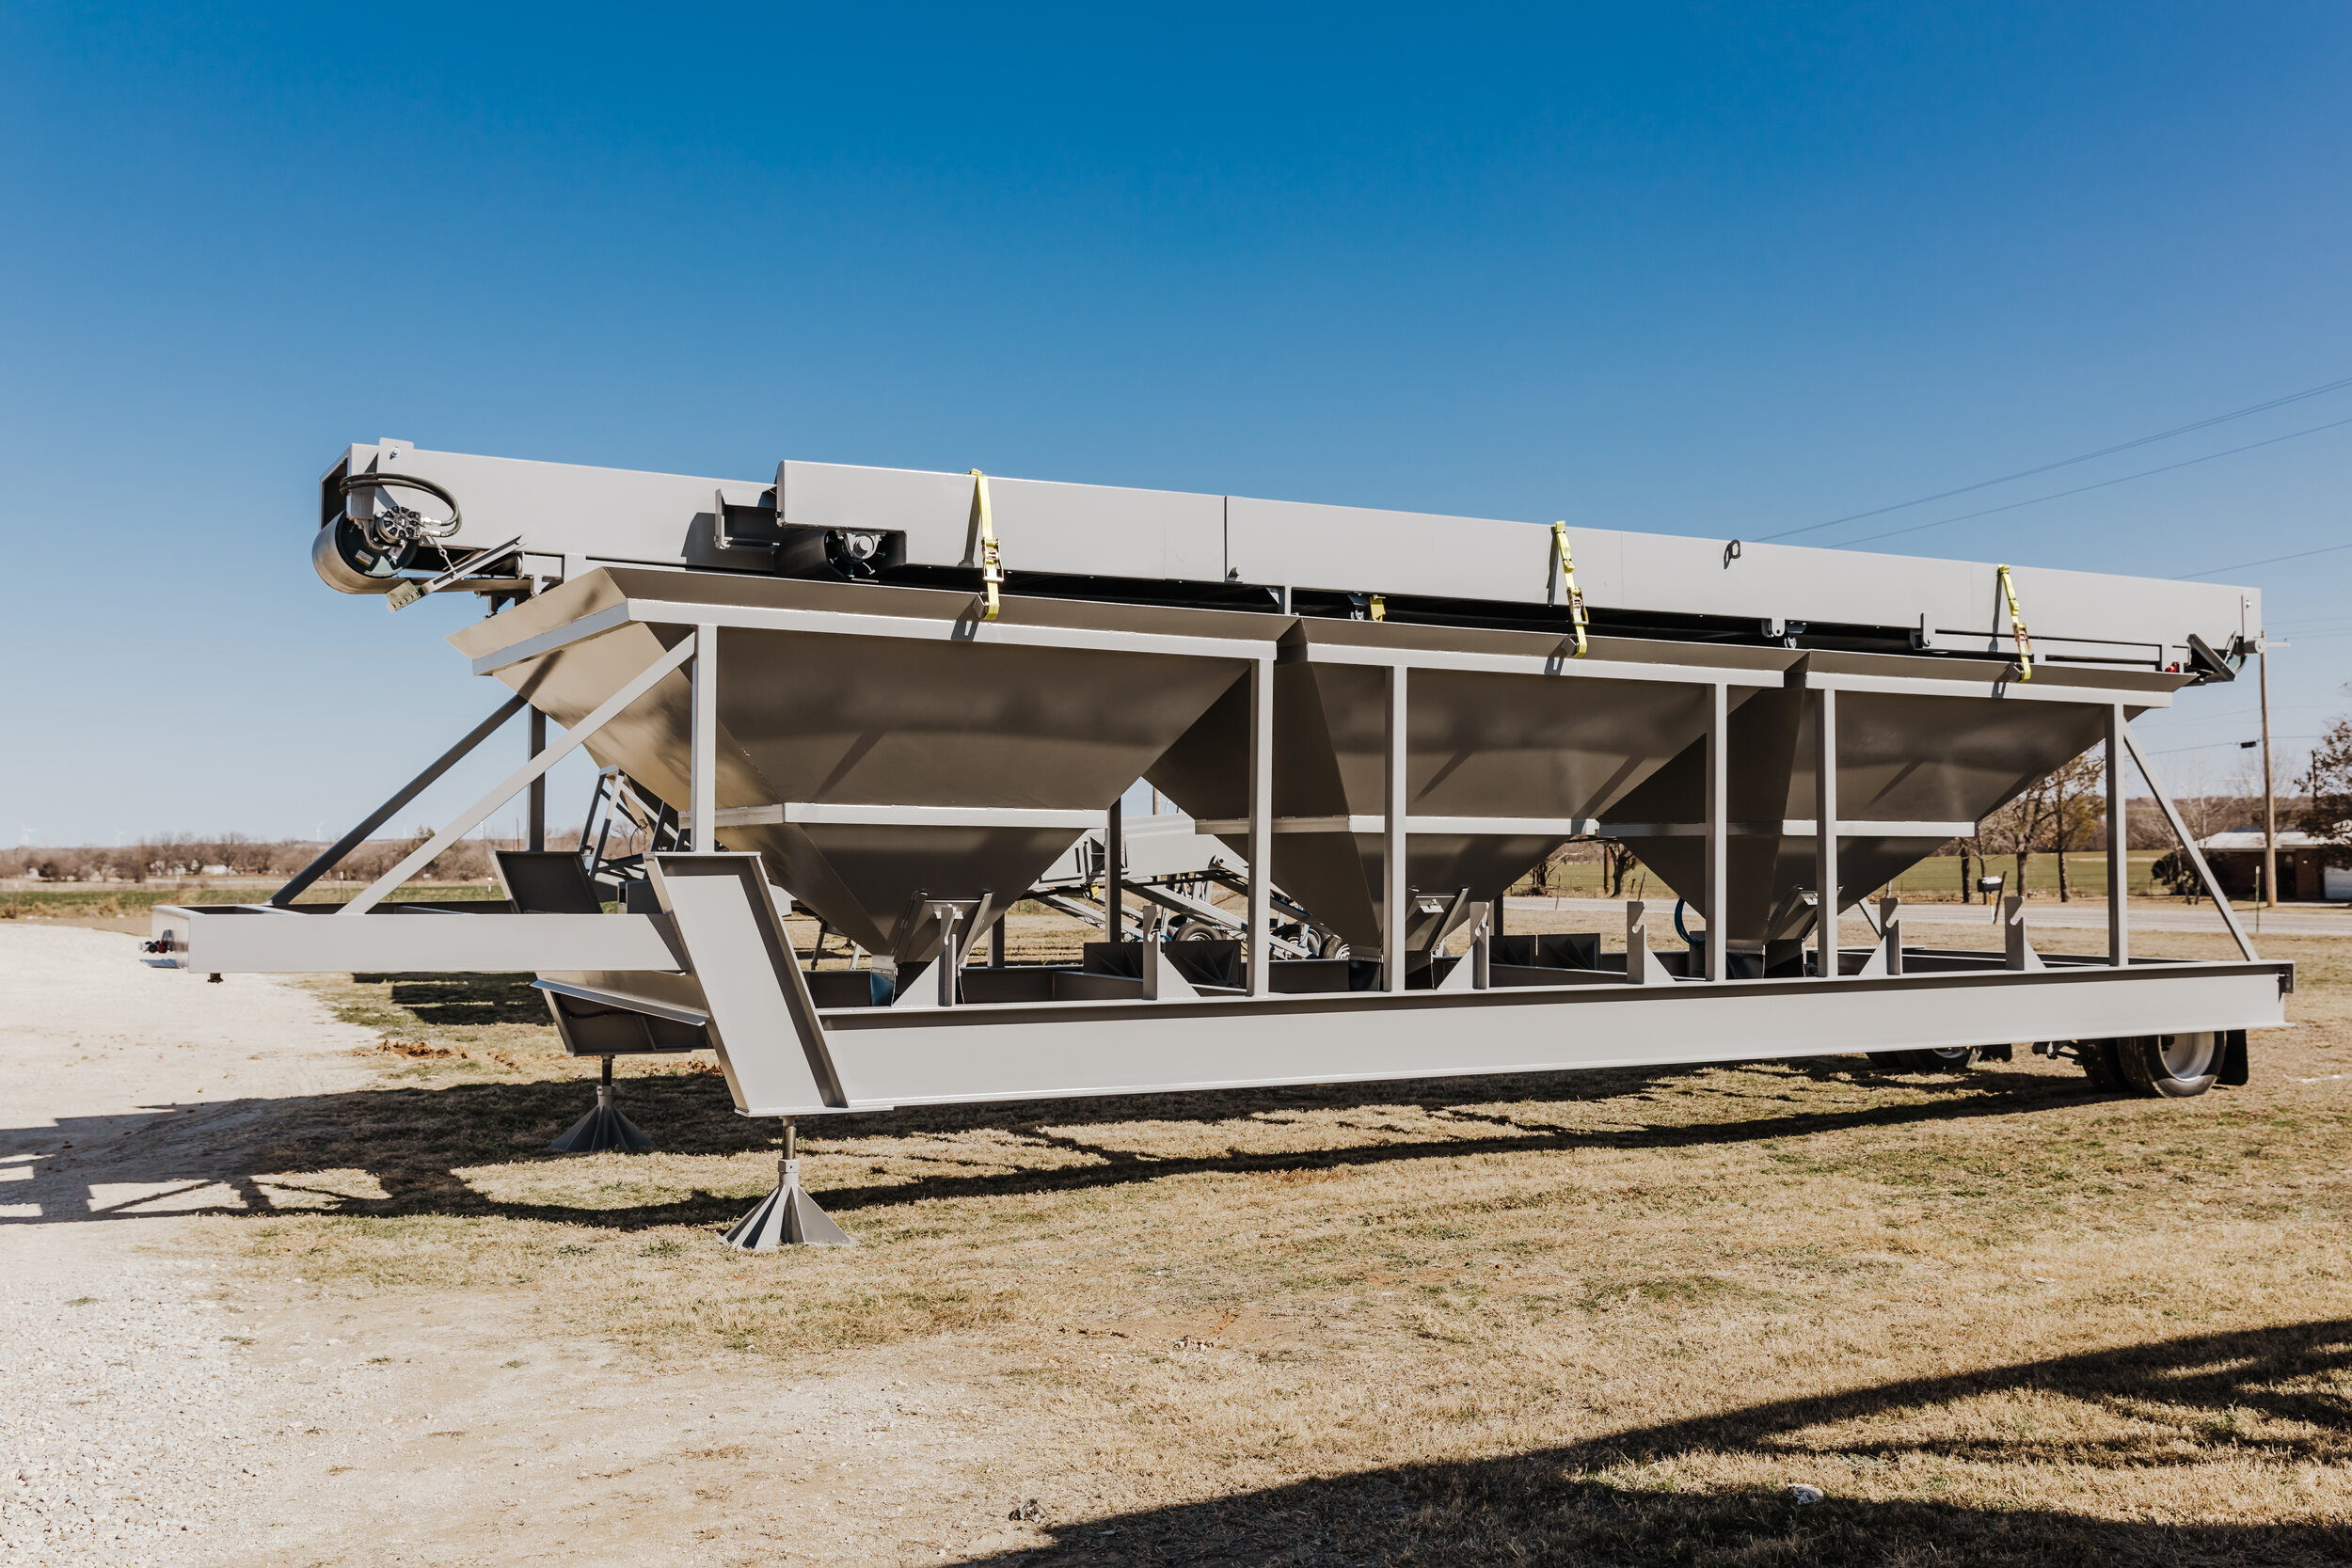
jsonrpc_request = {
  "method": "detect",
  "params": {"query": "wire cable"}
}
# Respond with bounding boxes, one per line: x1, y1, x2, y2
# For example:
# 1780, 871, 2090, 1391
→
1764, 372, 2352, 543
2170, 541, 2352, 580
1825, 414, 2352, 551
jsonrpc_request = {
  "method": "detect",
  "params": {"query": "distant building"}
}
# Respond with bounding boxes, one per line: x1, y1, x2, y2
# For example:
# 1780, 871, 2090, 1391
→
2193, 829, 2350, 901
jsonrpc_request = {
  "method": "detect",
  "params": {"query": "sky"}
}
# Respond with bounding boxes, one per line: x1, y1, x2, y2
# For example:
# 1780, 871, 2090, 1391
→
4, 1, 2349, 847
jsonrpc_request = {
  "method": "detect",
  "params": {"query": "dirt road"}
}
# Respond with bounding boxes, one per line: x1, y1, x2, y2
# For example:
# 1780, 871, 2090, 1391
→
0, 927, 1044, 1566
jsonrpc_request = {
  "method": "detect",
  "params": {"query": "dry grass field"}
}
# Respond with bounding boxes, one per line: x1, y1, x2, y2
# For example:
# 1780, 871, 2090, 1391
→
139, 911, 2352, 1564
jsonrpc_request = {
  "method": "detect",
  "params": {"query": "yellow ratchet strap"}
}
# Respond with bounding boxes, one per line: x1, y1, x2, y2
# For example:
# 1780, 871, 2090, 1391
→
969, 468, 1003, 623
1369, 594, 1387, 622
1553, 521, 1589, 657
1997, 564, 2033, 681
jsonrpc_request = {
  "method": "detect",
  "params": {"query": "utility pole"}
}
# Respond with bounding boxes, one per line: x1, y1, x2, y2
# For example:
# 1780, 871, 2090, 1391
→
2261, 636, 2279, 907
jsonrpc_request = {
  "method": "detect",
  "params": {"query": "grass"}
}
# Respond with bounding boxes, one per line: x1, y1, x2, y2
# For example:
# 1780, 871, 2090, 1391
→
0, 881, 507, 920
161, 919, 2352, 1563
1520, 849, 2201, 903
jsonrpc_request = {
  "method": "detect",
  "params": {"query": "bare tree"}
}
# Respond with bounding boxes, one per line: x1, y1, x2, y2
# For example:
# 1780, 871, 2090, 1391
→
2165, 758, 2242, 846
2301, 710, 2352, 868
1979, 784, 2052, 897
2043, 750, 2106, 902
1949, 833, 1982, 901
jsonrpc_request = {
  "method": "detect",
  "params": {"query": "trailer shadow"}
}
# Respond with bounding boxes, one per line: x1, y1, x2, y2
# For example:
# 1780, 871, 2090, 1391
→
0, 1050, 2118, 1232
350, 972, 555, 1026
961, 1317, 2352, 1566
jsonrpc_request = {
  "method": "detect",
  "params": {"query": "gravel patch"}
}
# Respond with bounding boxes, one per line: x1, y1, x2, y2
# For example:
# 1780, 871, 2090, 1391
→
0, 925, 376, 1565
0, 1249, 268, 1565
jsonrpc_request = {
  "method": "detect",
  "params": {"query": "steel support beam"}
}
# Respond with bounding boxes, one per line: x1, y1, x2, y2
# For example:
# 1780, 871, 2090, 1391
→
2118, 720, 2258, 961
2106, 703, 2129, 968
1198, 814, 1606, 837
269, 694, 529, 908
935, 906, 962, 1007
1815, 687, 1839, 981
341, 638, 696, 914
527, 707, 548, 852
1795, 669, 2177, 708
715, 802, 1099, 831
152, 909, 684, 973
806, 958, 2292, 1115
1106, 797, 1124, 951
1383, 663, 1408, 992
1294, 640, 1788, 689
1605, 818, 1975, 839
626, 599, 1274, 668
648, 852, 846, 1112
1704, 681, 1729, 982
1248, 657, 1273, 996
691, 624, 718, 852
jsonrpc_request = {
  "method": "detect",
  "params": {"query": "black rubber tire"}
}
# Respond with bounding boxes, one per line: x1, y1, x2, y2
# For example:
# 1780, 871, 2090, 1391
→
2116, 1032, 2220, 1099
2074, 1038, 2130, 1090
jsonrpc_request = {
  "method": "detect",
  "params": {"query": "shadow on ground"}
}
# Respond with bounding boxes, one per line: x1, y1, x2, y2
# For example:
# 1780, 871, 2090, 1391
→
972, 1318, 2352, 1566
4, 1041, 2114, 1232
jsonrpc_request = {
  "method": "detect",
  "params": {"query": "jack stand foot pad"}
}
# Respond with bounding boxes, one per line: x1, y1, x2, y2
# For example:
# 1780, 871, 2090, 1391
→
723, 1157, 853, 1249
548, 1084, 655, 1154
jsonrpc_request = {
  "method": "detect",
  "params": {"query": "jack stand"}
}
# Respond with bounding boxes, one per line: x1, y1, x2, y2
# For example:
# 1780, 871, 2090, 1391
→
723, 1120, 854, 1249
548, 1056, 655, 1154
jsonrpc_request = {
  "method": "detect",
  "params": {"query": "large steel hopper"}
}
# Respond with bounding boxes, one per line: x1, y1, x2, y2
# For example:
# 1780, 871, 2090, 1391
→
1606, 652, 2187, 942
450, 569, 1272, 958
1145, 621, 1791, 952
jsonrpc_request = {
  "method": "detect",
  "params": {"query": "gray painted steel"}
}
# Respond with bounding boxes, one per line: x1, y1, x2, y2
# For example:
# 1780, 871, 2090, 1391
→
149, 909, 684, 973
434, 567, 2192, 947
136, 439, 2288, 1183
802, 960, 2288, 1116
446, 571, 1281, 960
324, 440, 2255, 668
648, 854, 844, 1113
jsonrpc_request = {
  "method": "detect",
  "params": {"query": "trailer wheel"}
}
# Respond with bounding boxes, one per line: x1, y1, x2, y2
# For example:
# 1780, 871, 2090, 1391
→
2071, 1038, 2130, 1090
2115, 1032, 2221, 1099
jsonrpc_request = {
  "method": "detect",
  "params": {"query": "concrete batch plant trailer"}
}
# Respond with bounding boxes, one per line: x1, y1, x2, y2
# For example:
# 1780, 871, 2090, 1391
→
148, 441, 2290, 1246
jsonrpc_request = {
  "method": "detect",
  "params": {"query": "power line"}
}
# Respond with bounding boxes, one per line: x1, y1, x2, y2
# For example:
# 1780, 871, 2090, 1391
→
2151, 735, 2319, 755
1764, 372, 2352, 543
1827, 414, 2352, 551
2171, 540, 2352, 580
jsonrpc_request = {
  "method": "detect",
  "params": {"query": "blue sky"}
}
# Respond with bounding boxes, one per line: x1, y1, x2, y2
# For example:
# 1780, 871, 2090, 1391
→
5, 2, 2349, 846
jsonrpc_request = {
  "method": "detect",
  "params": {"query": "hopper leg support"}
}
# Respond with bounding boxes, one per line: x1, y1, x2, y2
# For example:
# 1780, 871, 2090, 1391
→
724, 1120, 853, 1250
548, 1056, 655, 1154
